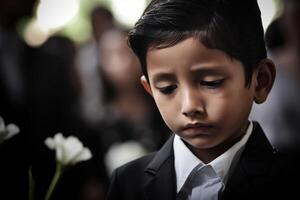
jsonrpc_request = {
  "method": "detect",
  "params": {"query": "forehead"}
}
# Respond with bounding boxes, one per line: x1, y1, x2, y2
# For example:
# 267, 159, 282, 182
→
146, 37, 243, 76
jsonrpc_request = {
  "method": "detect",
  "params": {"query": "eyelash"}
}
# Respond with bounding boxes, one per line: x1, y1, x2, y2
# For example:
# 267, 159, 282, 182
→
157, 79, 225, 95
200, 79, 225, 89
158, 85, 177, 95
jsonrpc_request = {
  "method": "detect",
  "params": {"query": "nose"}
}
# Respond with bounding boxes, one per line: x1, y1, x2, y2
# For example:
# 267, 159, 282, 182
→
181, 88, 205, 118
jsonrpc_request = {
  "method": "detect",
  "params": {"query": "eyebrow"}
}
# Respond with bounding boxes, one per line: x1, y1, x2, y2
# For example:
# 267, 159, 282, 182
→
150, 66, 227, 84
190, 66, 227, 75
151, 73, 176, 84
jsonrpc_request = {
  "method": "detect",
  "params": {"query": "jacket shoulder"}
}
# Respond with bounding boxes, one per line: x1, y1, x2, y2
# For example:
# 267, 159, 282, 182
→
117, 152, 156, 175
106, 152, 157, 200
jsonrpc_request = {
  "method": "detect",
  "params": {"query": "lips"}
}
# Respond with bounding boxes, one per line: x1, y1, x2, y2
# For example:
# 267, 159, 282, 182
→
181, 123, 214, 136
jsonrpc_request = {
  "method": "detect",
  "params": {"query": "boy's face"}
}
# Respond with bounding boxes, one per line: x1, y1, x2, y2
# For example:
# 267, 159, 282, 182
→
142, 37, 258, 156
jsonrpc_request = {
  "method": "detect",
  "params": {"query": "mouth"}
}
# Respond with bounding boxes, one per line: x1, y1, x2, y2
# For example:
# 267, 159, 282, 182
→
181, 123, 214, 136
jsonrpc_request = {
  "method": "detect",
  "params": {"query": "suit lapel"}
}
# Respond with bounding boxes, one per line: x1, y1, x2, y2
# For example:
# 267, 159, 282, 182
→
143, 134, 177, 200
223, 122, 277, 199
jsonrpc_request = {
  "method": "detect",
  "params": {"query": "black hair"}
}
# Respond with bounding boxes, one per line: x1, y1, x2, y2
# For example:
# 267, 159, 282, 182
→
91, 6, 113, 21
128, 0, 267, 87
265, 17, 285, 51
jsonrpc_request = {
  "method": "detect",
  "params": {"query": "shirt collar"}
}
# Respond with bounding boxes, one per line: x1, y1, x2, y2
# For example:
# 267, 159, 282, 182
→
174, 121, 253, 192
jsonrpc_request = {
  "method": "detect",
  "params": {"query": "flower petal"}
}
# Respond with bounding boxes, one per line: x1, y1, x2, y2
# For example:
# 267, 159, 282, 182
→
71, 148, 92, 165
0, 117, 20, 144
45, 137, 55, 149
62, 136, 83, 164
5, 124, 20, 140
54, 133, 65, 163
53, 133, 64, 145
44, 132, 92, 166
0, 116, 5, 132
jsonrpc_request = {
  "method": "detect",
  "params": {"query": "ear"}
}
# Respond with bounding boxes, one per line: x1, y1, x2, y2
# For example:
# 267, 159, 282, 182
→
253, 58, 276, 104
140, 75, 153, 96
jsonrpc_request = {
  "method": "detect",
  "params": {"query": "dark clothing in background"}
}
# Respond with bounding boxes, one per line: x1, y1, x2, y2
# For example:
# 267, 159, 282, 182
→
0, 33, 109, 199
0, 28, 34, 199
97, 106, 170, 154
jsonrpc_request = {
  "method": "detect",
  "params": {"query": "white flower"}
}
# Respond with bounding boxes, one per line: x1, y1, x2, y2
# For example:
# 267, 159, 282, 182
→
0, 116, 20, 145
44, 133, 92, 166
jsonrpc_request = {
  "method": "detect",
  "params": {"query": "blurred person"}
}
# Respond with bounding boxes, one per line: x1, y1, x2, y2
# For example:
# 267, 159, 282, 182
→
0, 0, 37, 199
27, 35, 79, 199
0, 0, 36, 133
251, 0, 300, 154
27, 35, 108, 200
74, 8, 117, 197
282, 0, 300, 72
250, 17, 300, 153
97, 29, 169, 174
28, 35, 80, 142
76, 6, 115, 126
0, 1, 109, 199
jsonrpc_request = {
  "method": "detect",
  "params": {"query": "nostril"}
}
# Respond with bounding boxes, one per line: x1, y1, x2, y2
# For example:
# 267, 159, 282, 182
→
182, 110, 203, 118
181, 89, 206, 117
182, 111, 189, 117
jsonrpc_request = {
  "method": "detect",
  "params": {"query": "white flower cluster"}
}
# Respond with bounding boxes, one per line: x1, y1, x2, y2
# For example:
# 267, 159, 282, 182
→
45, 133, 92, 166
0, 116, 20, 145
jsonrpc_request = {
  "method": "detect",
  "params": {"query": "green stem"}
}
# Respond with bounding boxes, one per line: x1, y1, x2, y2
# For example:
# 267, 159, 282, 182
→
44, 162, 64, 200
28, 166, 35, 200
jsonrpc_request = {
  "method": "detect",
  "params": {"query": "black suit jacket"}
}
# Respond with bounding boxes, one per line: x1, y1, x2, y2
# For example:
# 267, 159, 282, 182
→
106, 122, 297, 200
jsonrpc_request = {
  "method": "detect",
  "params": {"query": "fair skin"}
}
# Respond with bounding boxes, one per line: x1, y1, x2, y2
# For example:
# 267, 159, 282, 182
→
141, 37, 275, 163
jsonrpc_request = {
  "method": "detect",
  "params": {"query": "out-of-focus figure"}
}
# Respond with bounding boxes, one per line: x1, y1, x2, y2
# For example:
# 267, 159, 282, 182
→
282, 0, 300, 71
251, 1, 300, 154
0, 0, 36, 131
28, 35, 108, 200
281, 0, 300, 154
28, 35, 84, 199
0, 0, 37, 199
76, 6, 115, 126
97, 29, 169, 174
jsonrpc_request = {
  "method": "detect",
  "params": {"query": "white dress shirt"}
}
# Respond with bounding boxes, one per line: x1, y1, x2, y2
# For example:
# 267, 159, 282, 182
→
174, 122, 253, 192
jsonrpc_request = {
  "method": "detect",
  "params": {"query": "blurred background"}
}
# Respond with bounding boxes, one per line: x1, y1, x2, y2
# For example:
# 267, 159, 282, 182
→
14, 0, 281, 47
1, 0, 300, 199
18, 0, 150, 47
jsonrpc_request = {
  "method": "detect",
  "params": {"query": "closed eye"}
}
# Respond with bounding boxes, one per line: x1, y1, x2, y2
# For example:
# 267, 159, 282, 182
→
157, 85, 177, 95
200, 79, 225, 89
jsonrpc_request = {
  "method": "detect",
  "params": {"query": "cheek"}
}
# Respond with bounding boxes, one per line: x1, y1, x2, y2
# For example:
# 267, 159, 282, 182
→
207, 97, 231, 122
152, 92, 179, 130
207, 89, 253, 124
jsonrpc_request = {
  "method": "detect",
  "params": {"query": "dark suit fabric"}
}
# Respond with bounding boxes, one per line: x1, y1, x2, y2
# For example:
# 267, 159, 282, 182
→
106, 122, 297, 200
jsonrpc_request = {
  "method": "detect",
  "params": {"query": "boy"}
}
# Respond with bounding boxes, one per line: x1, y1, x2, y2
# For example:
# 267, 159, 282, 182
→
106, 0, 296, 199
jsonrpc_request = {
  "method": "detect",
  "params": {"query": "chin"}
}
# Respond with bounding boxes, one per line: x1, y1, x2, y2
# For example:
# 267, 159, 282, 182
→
186, 138, 218, 150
